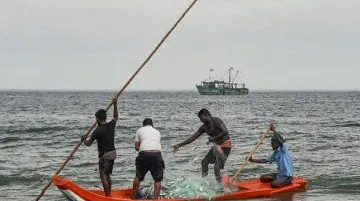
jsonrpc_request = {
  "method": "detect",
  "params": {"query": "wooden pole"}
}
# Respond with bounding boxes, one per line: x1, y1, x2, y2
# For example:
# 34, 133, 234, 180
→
230, 127, 271, 183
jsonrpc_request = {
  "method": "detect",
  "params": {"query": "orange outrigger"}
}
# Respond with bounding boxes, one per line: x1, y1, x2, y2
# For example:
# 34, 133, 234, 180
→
53, 175, 308, 201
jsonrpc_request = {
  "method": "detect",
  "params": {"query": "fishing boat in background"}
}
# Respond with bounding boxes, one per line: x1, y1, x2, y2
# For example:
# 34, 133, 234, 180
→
195, 67, 249, 95
53, 175, 307, 201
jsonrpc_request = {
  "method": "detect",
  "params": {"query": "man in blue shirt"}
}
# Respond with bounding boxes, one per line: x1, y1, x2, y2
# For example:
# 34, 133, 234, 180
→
248, 124, 294, 188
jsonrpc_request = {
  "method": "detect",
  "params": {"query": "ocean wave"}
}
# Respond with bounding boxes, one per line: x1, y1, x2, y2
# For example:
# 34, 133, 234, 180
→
118, 125, 138, 130
0, 136, 21, 143
0, 174, 44, 186
335, 123, 360, 127
25, 126, 70, 133
0, 143, 25, 149
328, 121, 360, 128
4, 126, 71, 134
309, 174, 360, 193
68, 162, 97, 168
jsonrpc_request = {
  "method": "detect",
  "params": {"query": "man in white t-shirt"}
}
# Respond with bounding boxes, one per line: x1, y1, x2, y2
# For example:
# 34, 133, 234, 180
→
131, 118, 165, 200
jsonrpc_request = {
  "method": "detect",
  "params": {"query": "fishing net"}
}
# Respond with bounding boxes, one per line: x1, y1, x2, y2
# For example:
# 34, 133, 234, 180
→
162, 175, 223, 199
136, 144, 236, 199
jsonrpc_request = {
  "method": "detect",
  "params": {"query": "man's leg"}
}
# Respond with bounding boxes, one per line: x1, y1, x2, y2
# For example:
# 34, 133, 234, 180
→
202, 148, 215, 177
99, 159, 113, 197
270, 176, 293, 188
260, 173, 277, 183
108, 175, 112, 194
213, 146, 222, 181
213, 147, 231, 182
100, 173, 111, 197
150, 153, 164, 199
107, 160, 114, 196
153, 181, 161, 199
214, 161, 222, 182
132, 154, 147, 199
131, 176, 141, 199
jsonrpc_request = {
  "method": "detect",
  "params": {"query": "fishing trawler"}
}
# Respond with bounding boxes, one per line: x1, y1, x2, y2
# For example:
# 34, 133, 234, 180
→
196, 67, 249, 95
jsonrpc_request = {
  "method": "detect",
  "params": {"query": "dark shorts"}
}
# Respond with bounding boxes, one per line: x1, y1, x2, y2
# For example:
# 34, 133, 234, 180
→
99, 158, 114, 175
136, 152, 165, 182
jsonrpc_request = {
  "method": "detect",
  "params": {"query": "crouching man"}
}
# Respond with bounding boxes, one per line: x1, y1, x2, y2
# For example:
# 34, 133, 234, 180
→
248, 124, 293, 188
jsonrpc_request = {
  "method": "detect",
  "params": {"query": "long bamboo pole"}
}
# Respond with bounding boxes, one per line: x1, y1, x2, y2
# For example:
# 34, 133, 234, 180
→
230, 127, 271, 183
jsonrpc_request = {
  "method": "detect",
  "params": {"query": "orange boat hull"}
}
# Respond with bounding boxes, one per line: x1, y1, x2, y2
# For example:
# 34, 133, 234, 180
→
53, 175, 307, 201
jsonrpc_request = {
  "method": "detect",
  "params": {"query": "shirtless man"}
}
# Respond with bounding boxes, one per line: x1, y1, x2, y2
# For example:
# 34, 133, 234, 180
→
173, 108, 231, 182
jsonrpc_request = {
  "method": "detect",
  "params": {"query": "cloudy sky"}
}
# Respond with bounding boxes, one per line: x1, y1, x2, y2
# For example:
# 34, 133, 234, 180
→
1, 0, 359, 91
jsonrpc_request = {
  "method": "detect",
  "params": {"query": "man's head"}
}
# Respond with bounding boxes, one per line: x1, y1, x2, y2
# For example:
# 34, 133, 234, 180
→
271, 133, 285, 150
198, 108, 212, 123
95, 109, 107, 123
143, 118, 153, 127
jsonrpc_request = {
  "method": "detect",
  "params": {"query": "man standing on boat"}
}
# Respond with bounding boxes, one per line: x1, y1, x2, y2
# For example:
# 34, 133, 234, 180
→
131, 118, 165, 200
248, 124, 294, 188
173, 108, 232, 182
81, 98, 118, 197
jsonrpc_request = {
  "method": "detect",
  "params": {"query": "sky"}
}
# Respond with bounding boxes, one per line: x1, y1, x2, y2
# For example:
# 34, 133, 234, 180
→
1, 0, 359, 91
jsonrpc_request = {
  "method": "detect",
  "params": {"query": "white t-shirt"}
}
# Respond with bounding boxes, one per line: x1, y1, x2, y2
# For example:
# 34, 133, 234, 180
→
135, 125, 162, 152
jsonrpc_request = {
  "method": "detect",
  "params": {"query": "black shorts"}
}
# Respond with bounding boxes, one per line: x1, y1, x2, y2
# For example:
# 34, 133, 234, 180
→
135, 152, 165, 182
99, 158, 114, 175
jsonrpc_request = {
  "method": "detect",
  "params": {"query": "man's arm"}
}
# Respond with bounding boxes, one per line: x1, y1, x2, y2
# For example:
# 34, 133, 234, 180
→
248, 151, 275, 164
173, 130, 203, 152
135, 142, 140, 151
209, 119, 228, 142
112, 98, 118, 121
81, 134, 94, 146
134, 130, 140, 151
249, 157, 268, 163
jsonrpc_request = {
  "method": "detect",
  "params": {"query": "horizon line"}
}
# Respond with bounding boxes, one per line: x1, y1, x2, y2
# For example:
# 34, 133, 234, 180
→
0, 88, 359, 92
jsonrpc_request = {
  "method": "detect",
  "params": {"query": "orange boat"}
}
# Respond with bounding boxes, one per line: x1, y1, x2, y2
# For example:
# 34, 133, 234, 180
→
53, 175, 307, 201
